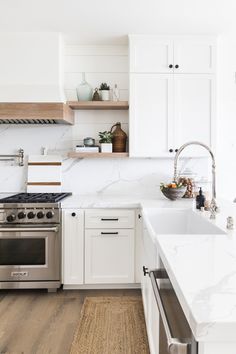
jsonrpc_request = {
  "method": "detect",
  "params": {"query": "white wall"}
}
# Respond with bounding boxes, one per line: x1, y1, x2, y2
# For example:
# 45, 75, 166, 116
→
0, 44, 209, 197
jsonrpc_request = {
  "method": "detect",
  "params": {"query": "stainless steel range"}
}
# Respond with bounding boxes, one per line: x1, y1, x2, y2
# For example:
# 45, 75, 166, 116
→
0, 193, 71, 291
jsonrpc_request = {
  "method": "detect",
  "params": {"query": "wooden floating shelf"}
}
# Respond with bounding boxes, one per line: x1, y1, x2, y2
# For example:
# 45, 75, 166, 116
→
67, 101, 129, 110
68, 152, 129, 159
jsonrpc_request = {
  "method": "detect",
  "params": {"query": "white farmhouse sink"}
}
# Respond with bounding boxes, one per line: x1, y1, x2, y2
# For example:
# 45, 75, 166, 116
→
144, 208, 226, 235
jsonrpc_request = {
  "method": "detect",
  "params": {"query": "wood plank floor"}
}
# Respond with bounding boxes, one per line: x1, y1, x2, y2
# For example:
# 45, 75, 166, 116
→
0, 288, 142, 354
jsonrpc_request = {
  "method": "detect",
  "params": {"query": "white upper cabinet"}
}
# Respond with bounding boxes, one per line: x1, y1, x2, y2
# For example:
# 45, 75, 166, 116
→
129, 36, 173, 73
129, 74, 174, 157
129, 35, 217, 157
174, 74, 216, 149
129, 35, 216, 74
174, 38, 216, 73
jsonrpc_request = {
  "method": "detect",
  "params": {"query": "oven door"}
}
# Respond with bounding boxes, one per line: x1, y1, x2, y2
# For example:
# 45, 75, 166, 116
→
149, 269, 198, 354
0, 225, 60, 282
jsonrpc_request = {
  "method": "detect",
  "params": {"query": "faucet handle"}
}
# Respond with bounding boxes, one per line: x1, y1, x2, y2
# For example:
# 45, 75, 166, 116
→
227, 216, 234, 230
209, 198, 218, 219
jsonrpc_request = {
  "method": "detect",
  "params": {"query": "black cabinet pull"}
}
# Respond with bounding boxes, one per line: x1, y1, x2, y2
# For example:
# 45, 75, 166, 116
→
101, 232, 119, 235
101, 218, 119, 221
138, 214, 142, 219
175, 64, 179, 69
169, 149, 173, 153
169, 64, 173, 68
143, 266, 149, 276
175, 149, 178, 153
71, 212, 76, 217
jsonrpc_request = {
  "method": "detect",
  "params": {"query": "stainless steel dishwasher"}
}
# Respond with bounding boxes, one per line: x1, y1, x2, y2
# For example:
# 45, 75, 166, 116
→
149, 267, 198, 354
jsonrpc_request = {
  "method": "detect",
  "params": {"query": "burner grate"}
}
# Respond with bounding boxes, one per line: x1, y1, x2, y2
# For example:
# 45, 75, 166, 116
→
0, 193, 72, 203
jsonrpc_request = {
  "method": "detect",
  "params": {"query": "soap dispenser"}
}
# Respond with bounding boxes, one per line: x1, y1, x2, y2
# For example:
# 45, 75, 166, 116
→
196, 187, 205, 210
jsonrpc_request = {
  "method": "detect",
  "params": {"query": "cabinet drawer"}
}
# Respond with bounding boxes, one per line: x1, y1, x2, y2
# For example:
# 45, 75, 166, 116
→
85, 209, 135, 229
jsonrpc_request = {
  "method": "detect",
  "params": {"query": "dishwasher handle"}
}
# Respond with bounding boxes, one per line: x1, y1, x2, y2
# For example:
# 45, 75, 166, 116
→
149, 270, 191, 354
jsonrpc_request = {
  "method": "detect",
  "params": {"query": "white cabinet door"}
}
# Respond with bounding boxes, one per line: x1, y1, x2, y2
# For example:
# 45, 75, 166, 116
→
85, 229, 134, 284
129, 73, 174, 157
62, 209, 84, 285
173, 74, 215, 152
174, 37, 216, 73
129, 36, 173, 73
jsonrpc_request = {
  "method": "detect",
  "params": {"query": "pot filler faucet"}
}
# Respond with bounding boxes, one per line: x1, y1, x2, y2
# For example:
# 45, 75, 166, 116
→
173, 141, 219, 219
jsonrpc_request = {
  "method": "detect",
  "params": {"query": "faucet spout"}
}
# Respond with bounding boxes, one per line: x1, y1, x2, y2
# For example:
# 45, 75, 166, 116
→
173, 141, 218, 218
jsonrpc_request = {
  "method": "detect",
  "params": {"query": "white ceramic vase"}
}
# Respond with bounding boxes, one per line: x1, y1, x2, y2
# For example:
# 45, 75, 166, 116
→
100, 90, 110, 101
100, 143, 112, 153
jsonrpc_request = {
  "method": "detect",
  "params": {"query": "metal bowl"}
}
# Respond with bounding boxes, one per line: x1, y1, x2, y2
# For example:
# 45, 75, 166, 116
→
83, 137, 95, 147
161, 186, 187, 201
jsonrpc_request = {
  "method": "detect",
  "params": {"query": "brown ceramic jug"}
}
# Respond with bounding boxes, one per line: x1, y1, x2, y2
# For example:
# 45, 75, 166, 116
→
110, 122, 127, 152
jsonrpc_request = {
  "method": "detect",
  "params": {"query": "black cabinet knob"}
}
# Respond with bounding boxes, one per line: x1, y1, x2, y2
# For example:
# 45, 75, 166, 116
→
175, 64, 179, 69
138, 214, 142, 219
175, 149, 178, 152
71, 212, 76, 217
143, 266, 149, 276
169, 149, 173, 153
169, 64, 173, 68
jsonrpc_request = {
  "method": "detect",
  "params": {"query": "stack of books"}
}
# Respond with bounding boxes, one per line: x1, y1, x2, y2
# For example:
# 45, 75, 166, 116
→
75, 145, 100, 153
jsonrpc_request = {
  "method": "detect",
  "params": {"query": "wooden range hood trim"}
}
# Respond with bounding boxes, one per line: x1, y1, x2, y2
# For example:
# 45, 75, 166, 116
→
0, 103, 74, 125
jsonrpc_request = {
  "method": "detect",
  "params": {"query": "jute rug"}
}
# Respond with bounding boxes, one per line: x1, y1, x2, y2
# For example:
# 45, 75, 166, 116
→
70, 296, 150, 354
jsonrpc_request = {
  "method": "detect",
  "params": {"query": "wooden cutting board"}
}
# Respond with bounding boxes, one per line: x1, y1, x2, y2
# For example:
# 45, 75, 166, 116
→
27, 155, 62, 193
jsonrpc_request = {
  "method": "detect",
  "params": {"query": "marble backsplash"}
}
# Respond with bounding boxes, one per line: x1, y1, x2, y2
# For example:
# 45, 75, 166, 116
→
0, 124, 210, 196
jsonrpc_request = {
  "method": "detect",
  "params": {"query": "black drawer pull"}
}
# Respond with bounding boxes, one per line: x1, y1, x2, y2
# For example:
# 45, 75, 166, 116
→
101, 232, 119, 235
101, 218, 119, 221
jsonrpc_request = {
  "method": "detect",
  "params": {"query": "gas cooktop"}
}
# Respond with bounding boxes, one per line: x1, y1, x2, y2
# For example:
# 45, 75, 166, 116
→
0, 193, 72, 224
0, 193, 72, 204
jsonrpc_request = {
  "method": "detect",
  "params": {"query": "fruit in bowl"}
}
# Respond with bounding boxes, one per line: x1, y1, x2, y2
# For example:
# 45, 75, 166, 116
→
160, 182, 187, 201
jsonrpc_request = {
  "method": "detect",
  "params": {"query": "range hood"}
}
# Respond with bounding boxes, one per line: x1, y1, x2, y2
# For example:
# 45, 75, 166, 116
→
0, 32, 74, 124
0, 103, 74, 124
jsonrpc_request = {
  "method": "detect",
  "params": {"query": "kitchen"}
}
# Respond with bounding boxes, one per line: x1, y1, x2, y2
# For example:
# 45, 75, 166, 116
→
0, 1, 236, 353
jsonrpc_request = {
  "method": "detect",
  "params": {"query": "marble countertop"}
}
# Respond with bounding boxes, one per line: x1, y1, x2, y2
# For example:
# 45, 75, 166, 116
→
61, 194, 194, 209
142, 200, 236, 343
62, 193, 236, 342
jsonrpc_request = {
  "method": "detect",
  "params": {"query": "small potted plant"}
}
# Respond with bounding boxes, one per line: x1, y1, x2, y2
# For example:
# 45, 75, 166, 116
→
99, 82, 110, 101
98, 131, 113, 153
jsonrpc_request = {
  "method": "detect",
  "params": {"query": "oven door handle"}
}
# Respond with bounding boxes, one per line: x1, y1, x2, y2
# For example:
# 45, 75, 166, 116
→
0, 227, 59, 232
149, 270, 191, 354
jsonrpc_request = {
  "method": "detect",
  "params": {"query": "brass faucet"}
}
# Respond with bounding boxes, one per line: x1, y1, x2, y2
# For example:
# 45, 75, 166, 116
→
173, 141, 219, 219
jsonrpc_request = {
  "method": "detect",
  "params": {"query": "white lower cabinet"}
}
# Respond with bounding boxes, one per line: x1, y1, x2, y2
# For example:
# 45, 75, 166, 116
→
63, 208, 137, 287
85, 229, 134, 284
62, 209, 84, 285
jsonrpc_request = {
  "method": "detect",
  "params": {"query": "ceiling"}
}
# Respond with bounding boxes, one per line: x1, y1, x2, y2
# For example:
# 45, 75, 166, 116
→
1, 0, 236, 44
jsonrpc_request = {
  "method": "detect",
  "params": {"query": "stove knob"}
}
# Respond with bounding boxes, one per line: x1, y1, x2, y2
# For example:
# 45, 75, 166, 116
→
18, 211, 26, 219
7, 214, 16, 222
37, 211, 45, 219
27, 211, 36, 219
46, 211, 54, 219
